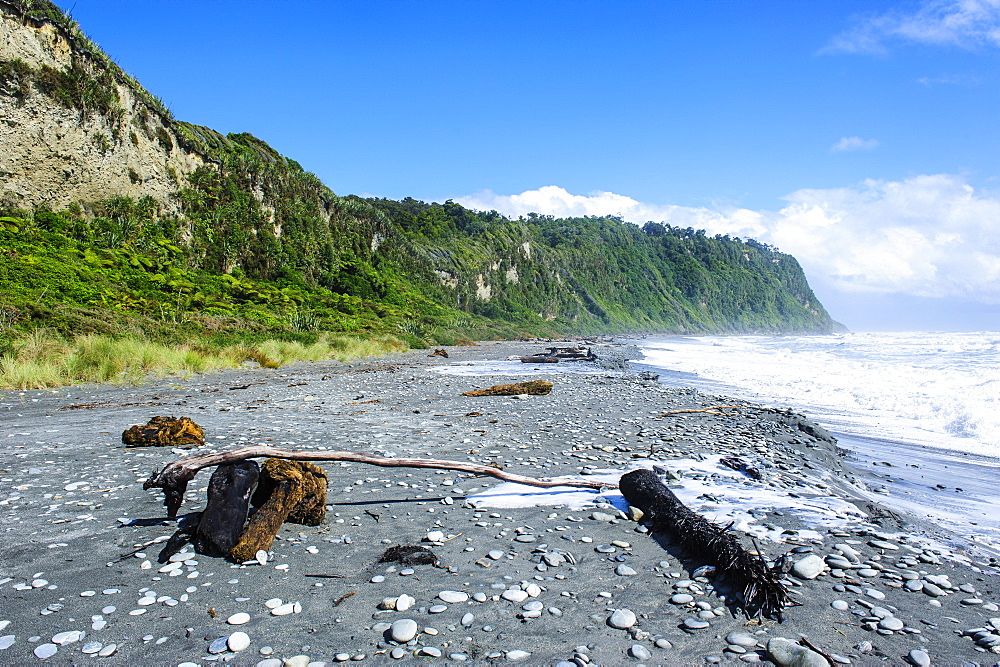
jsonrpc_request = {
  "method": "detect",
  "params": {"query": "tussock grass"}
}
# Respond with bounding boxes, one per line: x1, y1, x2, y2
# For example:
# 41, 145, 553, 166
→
0, 331, 407, 389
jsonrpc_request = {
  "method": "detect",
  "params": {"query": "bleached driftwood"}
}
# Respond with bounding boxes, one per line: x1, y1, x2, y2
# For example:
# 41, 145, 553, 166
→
144, 446, 614, 517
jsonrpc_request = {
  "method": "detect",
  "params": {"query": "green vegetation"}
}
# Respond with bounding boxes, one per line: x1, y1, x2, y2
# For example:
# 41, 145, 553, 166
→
0, 330, 405, 389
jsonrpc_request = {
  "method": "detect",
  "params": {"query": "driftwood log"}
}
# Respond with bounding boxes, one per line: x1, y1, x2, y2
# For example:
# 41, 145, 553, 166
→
122, 416, 205, 448
194, 460, 259, 557
229, 459, 327, 562
619, 468, 790, 620
143, 446, 612, 517
461, 380, 553, 396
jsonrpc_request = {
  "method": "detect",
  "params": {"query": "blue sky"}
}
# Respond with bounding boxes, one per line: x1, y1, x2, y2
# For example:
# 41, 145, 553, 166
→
57, 0, 1000, 331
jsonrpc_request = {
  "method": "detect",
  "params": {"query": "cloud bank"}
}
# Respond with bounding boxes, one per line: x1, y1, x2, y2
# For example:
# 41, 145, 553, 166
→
823, 0, 1000, 54
457, 175, 1000, 304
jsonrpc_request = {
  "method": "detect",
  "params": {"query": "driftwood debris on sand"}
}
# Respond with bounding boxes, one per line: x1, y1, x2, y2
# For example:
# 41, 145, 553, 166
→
143, 445, 611, 517
620, 468, 791, 620
461, 380, 553, 396
122, 416, 205, 448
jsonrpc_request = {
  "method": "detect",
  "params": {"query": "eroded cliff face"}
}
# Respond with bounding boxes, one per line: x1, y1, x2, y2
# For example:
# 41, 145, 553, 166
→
0, 1, 207, 211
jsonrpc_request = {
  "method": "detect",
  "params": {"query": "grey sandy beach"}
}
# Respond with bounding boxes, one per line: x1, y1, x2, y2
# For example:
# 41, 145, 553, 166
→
1, 341, 998, 665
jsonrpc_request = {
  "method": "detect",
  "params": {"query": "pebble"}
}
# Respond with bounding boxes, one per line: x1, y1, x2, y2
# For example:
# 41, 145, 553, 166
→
608, 609, 637, 629
390, 618, 418, 643
428, 605, 447, 613
257, 660, 283, 667
865, 588, 886, 600
228, 612, 251, 625
228, 631, 251, 651
907, 649, 931, 666
271, 603, 296, 616
791, 555, 824, 580
683, 618, 710, 630
879, 617, 904, 631
425, 531, 445, 542
33, 643, 57, 659
506, 649, 531, 661
98, 644, 117, 657
501, 589, 529, 603
615, 564, 637, 576
438, 590, 468, 603
209, 636, 230, 654
671, 593, 694, 604
461, 613, 475, 626
81, 641, 102, 654
0, 636, 15, 650
629, 644, 652, 660
487, 550, 504, 560
726, 631, 757, 647
389, 647, 406, 659
767, 637, 827, 667
832, 600, 850, 611
395, 594, 415, 612
419, 646, 442, 657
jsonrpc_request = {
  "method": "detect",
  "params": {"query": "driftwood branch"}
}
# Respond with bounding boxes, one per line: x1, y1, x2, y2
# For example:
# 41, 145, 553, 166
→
655, 406, 753, 418
144, 446, 615, 516
620, 468, 790, 620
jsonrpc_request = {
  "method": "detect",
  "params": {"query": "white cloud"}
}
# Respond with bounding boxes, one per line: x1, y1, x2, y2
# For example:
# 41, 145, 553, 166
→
823, 0, 1000, 54
456, 175, 1000, 304
831, 136, 880, 152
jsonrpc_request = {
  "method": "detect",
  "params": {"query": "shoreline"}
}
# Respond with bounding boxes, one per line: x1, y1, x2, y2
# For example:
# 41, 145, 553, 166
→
1, 340, 999, 664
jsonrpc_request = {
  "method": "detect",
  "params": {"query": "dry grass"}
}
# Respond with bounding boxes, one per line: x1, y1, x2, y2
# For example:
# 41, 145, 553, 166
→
0, 331, 407, 389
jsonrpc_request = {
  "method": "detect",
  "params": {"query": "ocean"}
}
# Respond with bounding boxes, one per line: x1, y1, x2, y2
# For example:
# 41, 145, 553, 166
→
632, 332, 1000, 552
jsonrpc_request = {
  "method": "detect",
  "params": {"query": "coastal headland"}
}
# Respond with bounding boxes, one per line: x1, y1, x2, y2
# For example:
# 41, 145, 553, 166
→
1, 341, 998, 665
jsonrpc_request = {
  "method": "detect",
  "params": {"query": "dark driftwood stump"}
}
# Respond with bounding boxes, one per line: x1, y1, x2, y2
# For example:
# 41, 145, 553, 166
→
229, 459, 327, 563
193, 461, 260, 557
620, 468, 790, 620
461, 380, 553, 396
122, 416, 205, 448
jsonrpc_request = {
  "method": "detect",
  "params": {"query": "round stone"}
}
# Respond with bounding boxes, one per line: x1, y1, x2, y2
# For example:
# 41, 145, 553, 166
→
390, 647, 407, 659
438, 591, 468, 603
629, 644, 652, 660
428, 605, 448, 613
461, 613, 475, 626
228, 631, 251, 652
878, 617, 904, 631
271, 603, 295, 616
671, 593, 694, 604
227, 612, 251, 625
390, 619, 419, 643
831, 600, 849, 611
865, 589, 886, 600
522, 601, 544, 612
608, 609, 637, 629
791, 555, 824, 580
615, 565, 637, 576
908, 649, 931, 667
506, 650, 531, 661
81, 642, 102, 654
501, 589, 528, 603
264, 598, 283, 609
683, 618, 710, 630
426, 531, 445, 542
487, 550, 504, 560
726, 631, 757, 647
420, 646, 442, 657
34, 643, 58, 659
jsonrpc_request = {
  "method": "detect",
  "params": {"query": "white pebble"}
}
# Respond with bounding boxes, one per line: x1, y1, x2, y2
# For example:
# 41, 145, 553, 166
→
438, 591, 469, 603
34, 643, 58, 659
390, 618, 419, 643
608, 608, 637, 629
227, 612, 251, 625
228, 631, 251, 651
